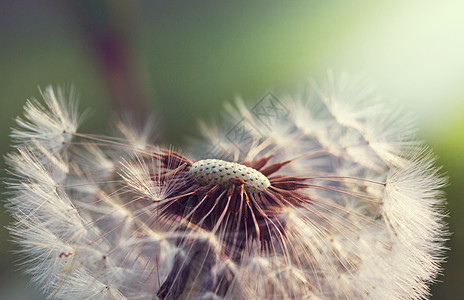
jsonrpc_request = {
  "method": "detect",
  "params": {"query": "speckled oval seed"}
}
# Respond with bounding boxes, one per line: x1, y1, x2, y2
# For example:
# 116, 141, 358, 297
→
188, 159, 270, 193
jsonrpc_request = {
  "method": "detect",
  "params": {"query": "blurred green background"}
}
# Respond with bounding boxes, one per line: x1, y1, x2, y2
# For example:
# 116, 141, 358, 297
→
1, 1, 463, 299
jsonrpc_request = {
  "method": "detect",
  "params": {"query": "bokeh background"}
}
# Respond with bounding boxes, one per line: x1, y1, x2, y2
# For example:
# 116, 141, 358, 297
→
1, 1, 463, 299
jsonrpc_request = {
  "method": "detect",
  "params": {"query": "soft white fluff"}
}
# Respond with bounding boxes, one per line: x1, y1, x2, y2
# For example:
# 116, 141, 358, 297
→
5, 75, 447, 299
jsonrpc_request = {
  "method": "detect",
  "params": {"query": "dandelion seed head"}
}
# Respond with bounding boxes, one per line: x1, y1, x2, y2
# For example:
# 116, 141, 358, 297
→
4, 74, 448, 300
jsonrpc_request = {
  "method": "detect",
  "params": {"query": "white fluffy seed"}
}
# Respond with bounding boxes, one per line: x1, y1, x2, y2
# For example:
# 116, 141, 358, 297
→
188, 159, 271, 193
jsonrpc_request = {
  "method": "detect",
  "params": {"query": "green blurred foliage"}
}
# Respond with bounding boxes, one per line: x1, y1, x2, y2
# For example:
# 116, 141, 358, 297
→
1, 1, 463, 298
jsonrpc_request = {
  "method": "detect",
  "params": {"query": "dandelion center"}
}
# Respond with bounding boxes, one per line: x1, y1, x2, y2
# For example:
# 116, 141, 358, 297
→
188, 159, 271, 193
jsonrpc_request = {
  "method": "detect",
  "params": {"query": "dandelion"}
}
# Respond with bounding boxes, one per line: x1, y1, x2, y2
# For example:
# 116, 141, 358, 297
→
5, 73, 447, 299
